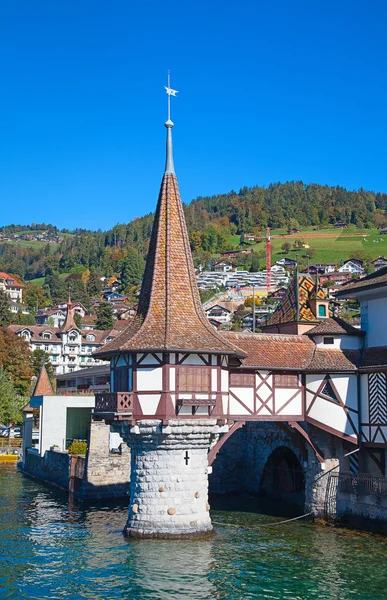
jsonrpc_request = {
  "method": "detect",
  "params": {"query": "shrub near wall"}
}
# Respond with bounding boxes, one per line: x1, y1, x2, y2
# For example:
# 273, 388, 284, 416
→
68, 440, 87, 455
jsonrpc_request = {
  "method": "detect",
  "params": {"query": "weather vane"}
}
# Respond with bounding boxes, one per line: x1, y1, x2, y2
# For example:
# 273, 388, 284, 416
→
164, 71, 178, 122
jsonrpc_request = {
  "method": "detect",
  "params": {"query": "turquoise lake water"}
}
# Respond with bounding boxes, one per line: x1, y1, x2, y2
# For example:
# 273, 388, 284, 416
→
1, 463, 387, 599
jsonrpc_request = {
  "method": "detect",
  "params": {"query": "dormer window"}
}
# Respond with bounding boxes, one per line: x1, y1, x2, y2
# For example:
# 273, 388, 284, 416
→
318, 305, 327, 317
323, 337, 334, 345
69, 333, 78, 342
86, 334, 95, 341
42, 332, 51, 339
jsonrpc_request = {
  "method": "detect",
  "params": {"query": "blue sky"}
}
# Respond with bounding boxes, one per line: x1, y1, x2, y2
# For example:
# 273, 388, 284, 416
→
1, 0, 386, 230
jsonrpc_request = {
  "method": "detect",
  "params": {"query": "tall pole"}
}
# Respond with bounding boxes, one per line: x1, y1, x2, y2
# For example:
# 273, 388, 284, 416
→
252, 283, 256, 333
266, 227, 271, 297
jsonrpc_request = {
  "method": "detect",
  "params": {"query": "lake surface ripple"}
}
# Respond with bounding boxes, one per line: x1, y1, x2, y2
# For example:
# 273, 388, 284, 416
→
1, 464, 387, 599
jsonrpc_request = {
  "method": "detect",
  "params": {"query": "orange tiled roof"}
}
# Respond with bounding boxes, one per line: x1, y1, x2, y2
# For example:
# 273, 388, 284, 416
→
95, 173, 244, 358
32, 365, 54, 396
306, 348, 359, 371
61, 301, 78, 332
223, 332, 315, 369
306, 316, 364, 337
223, 331, 359, 372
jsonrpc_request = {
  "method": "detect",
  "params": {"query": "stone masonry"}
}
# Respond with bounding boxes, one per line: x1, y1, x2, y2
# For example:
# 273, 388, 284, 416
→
116, 419, 218, 538
210, 422, 345, 518
80, 420, 130, 500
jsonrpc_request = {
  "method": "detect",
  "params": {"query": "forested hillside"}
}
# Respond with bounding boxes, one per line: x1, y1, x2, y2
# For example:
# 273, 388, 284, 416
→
1, 181, 387, 283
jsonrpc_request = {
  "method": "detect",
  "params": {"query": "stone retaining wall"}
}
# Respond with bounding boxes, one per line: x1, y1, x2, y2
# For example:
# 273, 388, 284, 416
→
80, 420, 130, 500
24, 449, 70, 490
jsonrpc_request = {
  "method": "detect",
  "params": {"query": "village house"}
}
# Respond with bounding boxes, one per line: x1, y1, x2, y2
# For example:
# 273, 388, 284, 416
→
276, 257, 297, 269
55, 301, 87, 317
212, 261, 235, 273
10, 301, 120, 374
9, 301, 30, 316
338, 260, 364, 275
334, 221, 348, 228
371, 256, 387, 271
205, 304, 233, 324
35, 308, 67, 328
0, 271, 23, 302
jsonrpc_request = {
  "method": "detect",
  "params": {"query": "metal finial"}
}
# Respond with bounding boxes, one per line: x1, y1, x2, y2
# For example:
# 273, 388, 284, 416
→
164, 71, 178, 174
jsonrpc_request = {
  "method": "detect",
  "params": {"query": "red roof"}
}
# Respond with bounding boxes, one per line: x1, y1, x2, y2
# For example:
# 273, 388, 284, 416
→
306, 316, 364, 337
306, 349, 359, 371
32, 365, 54, 396
223, 331, 359, 372
95, 173, 243, 358
223, 332, 315, 369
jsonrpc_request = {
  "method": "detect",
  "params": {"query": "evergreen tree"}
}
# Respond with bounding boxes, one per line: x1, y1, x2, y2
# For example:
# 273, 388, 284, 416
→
95, 302, 114, 330
0, 290, 11, 326
87, 271, 103, 297
44, 273, 67, 304
65, 275, 91, 310
30, 349, 55, 384
249, 253, 260, 272
120, 249, 145, 290
11, 310, 36, 326
73, 312, 82, 329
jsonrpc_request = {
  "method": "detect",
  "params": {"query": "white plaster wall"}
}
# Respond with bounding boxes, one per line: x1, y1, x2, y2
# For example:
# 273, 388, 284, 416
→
30, 395, 95, 455
169, 367, 176, 391
221, 369, 228, 392
275, 388, 302, 415
136, 367, 163, 391
307, 396, 357, 437
180, 354, 209, 366
314, 336, 362, 350
365, 297, 387, 347
141, 353, 162, 365
306, 374, 324, 393
138, 394, 161, 415
331, 375, 358, 410
211, 369, 217, 391
229, 388, 254, 414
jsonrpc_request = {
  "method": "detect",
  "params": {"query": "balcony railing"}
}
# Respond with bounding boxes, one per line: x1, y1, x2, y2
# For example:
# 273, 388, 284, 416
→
95, 392, 134, 414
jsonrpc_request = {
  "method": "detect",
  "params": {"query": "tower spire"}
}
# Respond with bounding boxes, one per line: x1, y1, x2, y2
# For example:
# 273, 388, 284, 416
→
95, 77, 244, 359
164, 71, 178, 174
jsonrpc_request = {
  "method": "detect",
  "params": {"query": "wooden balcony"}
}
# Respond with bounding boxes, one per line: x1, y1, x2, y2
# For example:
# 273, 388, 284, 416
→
95, 392, 134, 415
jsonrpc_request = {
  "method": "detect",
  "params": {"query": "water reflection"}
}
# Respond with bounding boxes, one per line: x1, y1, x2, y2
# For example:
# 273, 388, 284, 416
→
2, 465, 387, 600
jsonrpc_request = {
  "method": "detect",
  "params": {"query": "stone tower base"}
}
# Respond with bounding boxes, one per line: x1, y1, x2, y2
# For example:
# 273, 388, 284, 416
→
117, 419, 218, 539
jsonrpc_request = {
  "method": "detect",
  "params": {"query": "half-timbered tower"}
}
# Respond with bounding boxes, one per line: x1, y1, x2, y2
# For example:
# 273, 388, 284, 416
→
94, 82, 243, 538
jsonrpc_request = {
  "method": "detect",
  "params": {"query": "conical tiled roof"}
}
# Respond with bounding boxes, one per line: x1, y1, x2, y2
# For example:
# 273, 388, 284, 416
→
61, 299, 78, 332
96, 172, 244, 357
32, 365, 54, 396
95, 108, 243, 358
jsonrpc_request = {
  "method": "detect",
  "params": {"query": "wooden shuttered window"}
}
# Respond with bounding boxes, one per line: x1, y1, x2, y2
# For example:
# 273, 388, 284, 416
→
274, 374, 299, 388
114, 367, 128, 392
229, 372, 255, 387
178, 367, 211, 392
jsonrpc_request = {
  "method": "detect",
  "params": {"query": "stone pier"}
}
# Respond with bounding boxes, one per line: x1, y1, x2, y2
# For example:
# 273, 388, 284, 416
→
117, 419, 218, 538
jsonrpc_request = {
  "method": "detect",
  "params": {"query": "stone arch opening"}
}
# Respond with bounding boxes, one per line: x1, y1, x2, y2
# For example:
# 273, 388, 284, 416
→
260, 446, 305, 508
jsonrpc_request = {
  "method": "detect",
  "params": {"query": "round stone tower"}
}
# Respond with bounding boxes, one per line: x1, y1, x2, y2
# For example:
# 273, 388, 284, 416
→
94, 76, 244, 538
